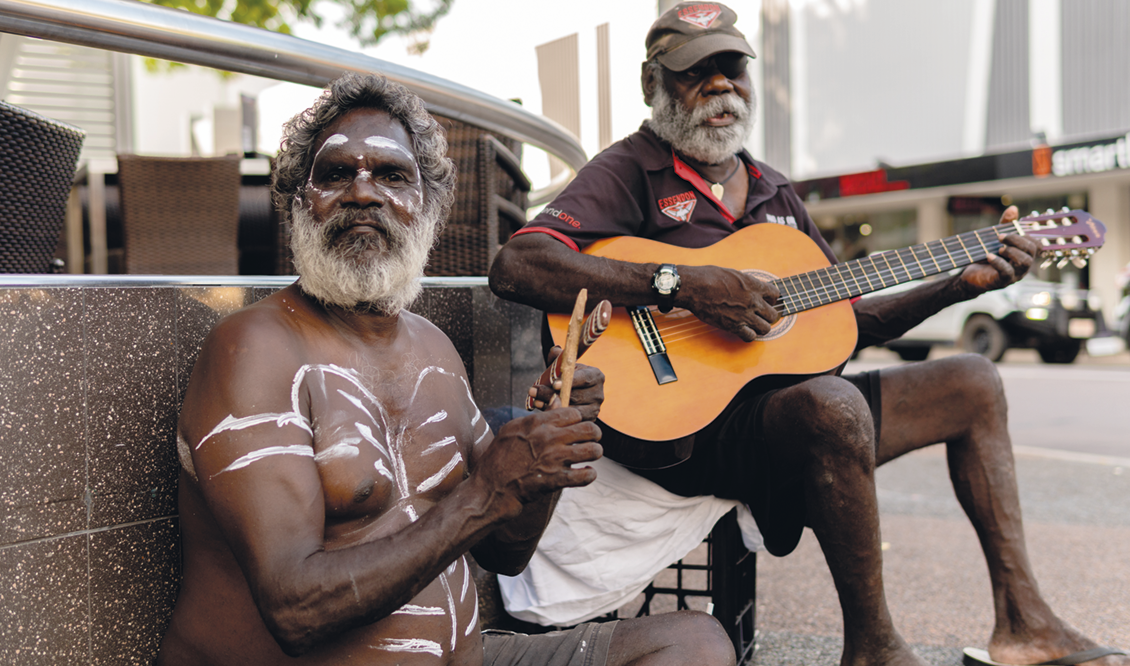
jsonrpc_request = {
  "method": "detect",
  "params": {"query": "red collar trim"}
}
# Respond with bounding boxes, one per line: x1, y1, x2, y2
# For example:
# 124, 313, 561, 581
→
671, 151, 761, 224
672, 152, 734, 223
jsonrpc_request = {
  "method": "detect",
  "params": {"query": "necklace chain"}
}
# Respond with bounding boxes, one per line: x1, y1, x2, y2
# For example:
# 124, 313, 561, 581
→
707, 157, 742, 199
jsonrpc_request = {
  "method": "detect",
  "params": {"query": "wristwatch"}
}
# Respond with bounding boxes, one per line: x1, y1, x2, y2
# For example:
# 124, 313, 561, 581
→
651, 263, 680, 313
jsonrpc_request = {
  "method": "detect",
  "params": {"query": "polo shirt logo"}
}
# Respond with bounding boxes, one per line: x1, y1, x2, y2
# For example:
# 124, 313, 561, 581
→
659, 191, 697, 223
678, 4, 721, 28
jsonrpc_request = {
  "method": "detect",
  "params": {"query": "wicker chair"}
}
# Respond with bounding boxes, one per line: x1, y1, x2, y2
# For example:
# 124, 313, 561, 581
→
117, 154, 242, 275
427, 118, 531, 276
0, 101, 85, 273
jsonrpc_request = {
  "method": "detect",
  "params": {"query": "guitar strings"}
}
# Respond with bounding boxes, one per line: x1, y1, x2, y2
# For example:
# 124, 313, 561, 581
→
772, 225, 1022, 314
649, 222, 1041, 342
648, 218, 1080, 343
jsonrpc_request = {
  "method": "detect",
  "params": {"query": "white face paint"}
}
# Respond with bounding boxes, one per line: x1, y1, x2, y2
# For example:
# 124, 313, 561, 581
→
364, 135, 414, 160
363, 136, 423, 212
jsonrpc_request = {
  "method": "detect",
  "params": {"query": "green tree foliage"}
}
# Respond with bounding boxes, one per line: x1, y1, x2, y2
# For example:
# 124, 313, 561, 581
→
141, 0, 454, 48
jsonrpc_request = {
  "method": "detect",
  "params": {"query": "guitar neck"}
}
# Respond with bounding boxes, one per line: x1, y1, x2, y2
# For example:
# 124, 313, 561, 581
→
773, 224, 1011, 316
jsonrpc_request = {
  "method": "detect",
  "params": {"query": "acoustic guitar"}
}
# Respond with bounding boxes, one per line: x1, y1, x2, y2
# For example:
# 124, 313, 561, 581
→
548, 209, 1106, 444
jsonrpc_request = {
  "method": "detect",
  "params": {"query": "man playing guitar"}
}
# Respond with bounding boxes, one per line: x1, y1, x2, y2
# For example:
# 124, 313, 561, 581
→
488, 3, 1126, 666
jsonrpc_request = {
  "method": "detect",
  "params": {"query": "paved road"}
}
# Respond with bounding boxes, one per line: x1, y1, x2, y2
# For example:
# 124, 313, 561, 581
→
847, 347, 1130, 460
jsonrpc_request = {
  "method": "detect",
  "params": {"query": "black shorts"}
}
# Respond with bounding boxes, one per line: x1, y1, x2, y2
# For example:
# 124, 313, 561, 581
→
631, 371, 882, 557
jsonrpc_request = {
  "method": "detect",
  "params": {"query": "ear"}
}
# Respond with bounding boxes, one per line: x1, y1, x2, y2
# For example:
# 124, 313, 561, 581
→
641, 62, 658, 107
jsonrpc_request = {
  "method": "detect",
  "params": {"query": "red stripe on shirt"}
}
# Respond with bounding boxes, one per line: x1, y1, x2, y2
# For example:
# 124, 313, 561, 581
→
510, 226, 581, 252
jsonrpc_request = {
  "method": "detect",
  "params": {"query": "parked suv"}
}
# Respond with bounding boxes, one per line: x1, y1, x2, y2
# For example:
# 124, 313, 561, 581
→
879, 277, 1102, 363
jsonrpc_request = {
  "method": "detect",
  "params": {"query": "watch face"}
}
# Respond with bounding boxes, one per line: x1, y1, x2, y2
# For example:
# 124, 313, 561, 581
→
656, 272, 677, 292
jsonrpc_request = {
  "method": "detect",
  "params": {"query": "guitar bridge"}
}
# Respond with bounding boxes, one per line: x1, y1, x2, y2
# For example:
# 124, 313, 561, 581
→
630, 306, 677, 385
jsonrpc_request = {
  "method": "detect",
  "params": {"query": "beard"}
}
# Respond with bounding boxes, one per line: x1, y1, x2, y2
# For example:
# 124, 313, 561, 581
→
289, 202, 439, 315
647, 81, 756, 165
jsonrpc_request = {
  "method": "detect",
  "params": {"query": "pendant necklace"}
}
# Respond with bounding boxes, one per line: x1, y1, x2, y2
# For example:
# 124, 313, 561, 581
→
708, 158, 742, 199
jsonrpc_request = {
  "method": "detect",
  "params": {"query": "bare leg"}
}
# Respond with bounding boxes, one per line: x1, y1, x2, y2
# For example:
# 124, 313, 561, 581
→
876, 354, 1128, 666
606, 610, 735, 666
762, 375, 926, 666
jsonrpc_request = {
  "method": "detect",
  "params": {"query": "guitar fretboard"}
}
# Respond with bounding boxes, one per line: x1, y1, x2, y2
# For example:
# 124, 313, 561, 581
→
773, 223, 1015, 316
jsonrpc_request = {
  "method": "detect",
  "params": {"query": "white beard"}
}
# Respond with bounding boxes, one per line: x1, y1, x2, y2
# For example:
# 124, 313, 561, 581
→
289, 202, 438, 315
647, 81, 756, 165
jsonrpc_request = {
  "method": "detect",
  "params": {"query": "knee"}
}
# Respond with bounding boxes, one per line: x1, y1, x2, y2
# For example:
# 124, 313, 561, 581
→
947, 353, 1007, 413
666, 611, 735, 666
785, 376, 876, 467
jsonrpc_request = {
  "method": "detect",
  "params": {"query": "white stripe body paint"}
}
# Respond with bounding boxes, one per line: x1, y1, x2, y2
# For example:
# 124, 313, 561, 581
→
421, 410, 447, 426
215, 445, 314, 476
423, 436, 457, 455
416, 452, 463, 494
464, 598, 479, 637
314, 440, 359, 463
197, 412, 312, 450
370, 638, 444, 657
460, 557, 469, 602
393, 604, 446, 616
200, 362, 488, 651
439, 572, 458, 652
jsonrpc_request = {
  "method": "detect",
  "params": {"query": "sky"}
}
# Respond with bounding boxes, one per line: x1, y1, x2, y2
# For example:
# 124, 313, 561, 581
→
256, 0, 678, 186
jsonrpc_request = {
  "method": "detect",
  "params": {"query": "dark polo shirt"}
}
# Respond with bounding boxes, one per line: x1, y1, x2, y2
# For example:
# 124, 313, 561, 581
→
514, 123, 837, 265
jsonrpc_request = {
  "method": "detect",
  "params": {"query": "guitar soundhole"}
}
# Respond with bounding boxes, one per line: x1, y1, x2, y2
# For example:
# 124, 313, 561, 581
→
743, 268, 797, 342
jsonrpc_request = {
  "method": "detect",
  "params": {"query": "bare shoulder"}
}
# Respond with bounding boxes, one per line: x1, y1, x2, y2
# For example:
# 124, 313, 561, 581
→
398, 309, 468, 376
180, 287, 315, 444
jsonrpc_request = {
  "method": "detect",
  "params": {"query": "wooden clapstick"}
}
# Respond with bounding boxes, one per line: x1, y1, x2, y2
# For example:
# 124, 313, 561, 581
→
526, 294, 612, 410
557, 289, 587, 407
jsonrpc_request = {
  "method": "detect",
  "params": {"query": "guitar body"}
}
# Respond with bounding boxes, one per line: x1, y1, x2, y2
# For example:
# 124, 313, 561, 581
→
549, 223, 858, 443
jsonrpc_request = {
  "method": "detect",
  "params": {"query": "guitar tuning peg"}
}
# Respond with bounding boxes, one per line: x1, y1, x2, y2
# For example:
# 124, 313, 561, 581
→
1061, 206, 1070, 212
1030, 210, 1040, 218
1071, 257, 1088, 269
1041, 258, 1054, 269
1056, 258, 1070, 269
1045, 208, 1055, 215
1056, 237, 1066, 245
1072, 236, 1082, 243
1040, 238, 1051, 246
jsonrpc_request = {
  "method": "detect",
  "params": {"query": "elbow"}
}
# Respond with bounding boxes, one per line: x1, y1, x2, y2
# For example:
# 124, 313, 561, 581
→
258, 589, 328, 657
487, 247, 523, 301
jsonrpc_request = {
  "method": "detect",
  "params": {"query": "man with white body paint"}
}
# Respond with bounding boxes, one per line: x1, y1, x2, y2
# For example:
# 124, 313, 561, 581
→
157, 73, 735, 666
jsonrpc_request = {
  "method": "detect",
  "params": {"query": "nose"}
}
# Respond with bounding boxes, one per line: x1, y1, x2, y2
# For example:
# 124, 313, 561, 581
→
343, 170, 384, 208
701, 69, 735, 95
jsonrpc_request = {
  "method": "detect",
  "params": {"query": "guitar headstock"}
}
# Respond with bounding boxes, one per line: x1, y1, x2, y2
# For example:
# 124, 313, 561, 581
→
1017, 208, 1107, 269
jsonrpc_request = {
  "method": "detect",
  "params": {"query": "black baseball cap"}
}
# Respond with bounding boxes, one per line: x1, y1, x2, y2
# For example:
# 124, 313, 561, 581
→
645, 2, 756, 72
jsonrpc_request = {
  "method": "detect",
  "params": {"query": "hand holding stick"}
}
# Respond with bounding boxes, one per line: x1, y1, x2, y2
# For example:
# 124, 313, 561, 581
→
526, 291, 612, 410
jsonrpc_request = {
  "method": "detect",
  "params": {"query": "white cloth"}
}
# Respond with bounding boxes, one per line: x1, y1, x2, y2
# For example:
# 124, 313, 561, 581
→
498, 457, 763, 627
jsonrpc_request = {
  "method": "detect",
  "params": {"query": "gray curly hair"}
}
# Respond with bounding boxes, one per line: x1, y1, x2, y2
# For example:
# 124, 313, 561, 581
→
272, 72, 456, 224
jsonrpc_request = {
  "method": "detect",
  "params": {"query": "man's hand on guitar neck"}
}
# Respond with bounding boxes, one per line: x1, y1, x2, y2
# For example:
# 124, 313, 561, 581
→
957, 205, 1040, 294
676, 264, 781, 343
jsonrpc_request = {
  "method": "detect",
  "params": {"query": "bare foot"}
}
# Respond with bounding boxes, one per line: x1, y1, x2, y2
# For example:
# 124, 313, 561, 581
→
988, 622, 1129, 666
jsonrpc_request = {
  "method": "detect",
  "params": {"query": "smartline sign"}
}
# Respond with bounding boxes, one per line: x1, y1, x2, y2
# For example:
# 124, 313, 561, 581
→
1042, 132, 1130, 177
794, 129, 1130, 201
